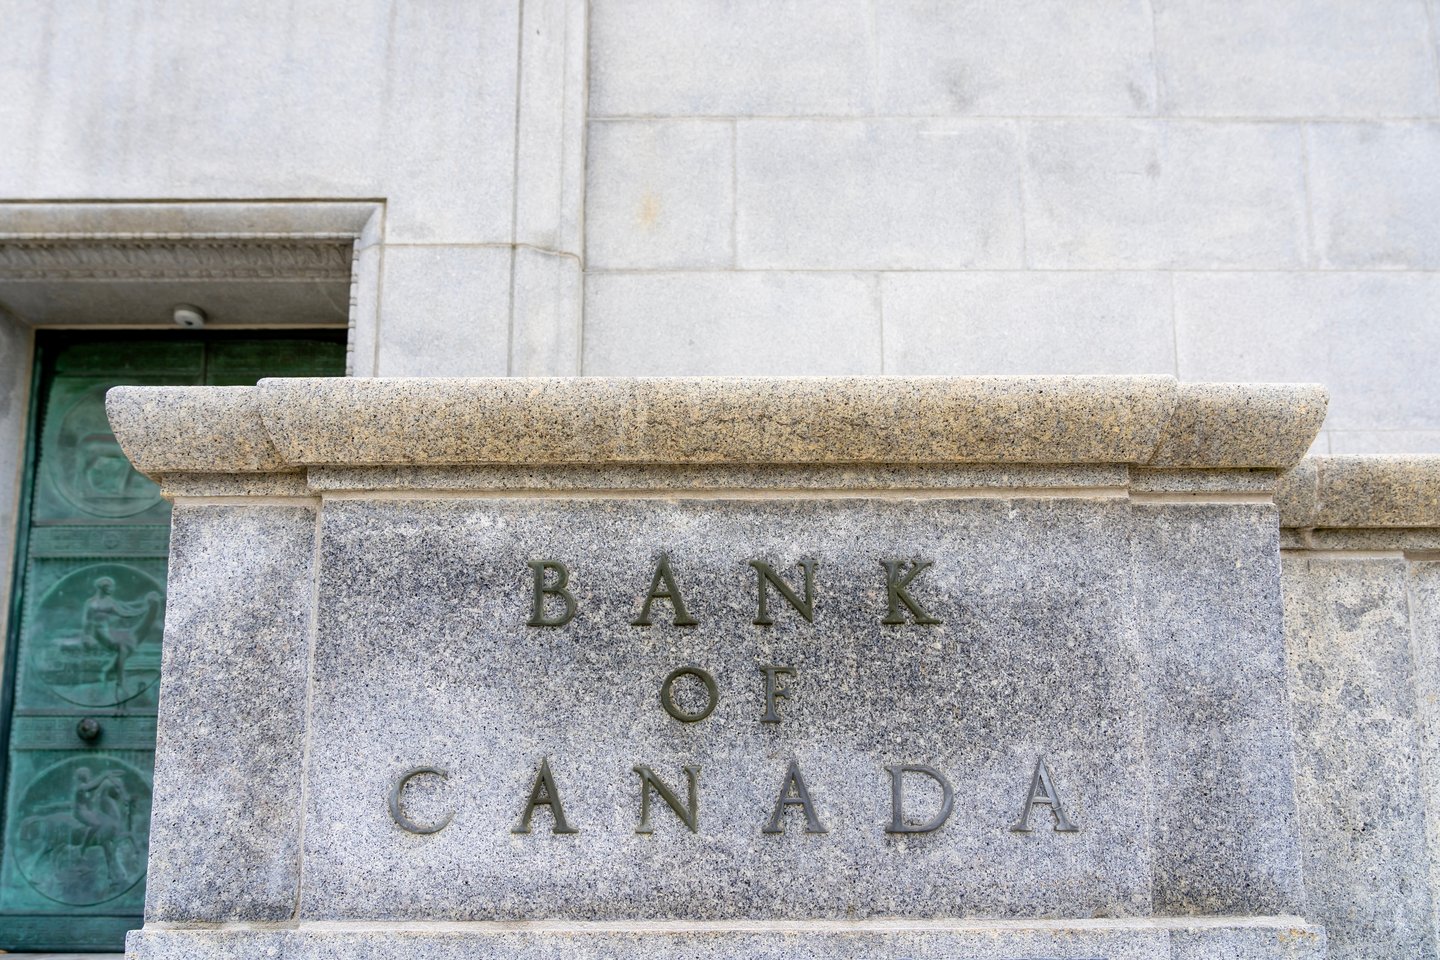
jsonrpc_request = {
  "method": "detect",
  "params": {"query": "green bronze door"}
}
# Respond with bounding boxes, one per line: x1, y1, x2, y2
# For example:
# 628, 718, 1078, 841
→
0, 332, 343, 951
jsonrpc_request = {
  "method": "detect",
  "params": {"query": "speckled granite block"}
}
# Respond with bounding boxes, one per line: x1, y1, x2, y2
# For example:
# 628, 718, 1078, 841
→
1283, 556, 1439, 960
1408, 560, 1440, 954
1130, 503, 1305, 914
105, 377, 1354, 957
125, 918, 1326, 960
144, 503, 317, 920
298, 496, 1152, 920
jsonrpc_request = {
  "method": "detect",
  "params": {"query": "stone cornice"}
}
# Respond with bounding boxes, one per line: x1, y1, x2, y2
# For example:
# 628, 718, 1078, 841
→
0, 236, 354, 281
1277, 456, 1440, 529
106, 376, 1327, 476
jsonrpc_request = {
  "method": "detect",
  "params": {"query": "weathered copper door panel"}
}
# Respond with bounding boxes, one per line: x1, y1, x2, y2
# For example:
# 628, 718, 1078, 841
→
0, 334, 343, 951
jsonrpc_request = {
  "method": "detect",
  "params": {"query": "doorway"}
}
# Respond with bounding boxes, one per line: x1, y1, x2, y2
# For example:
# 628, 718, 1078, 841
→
0, 331, 344, 951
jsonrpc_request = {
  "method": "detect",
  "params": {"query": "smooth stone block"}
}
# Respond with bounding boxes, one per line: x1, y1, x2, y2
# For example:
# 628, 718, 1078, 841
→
1153, 0, 1440, 117
514, 0, 587, 257
144, 503, 317, 920
1174, 272, 1440, 433
1328, 431, 1440, 455
1309, 122, 1440, 269
585, 120, 734, 270
583, 272, 881, 375
509, 247, 581, 377
1023, 121, 1307, 269
737, 120, 1023, 269
876, 0, 1156, 115
0, 0, 521, 244
588, 0, 872, 117
298, 497, 1153, 920
881, 272, 1175, 376
376, 245, 512, 377
1283, 556, 1440, 960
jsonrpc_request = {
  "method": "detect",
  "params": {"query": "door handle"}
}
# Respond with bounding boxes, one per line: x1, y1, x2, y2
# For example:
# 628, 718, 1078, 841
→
76, 717, 103, 742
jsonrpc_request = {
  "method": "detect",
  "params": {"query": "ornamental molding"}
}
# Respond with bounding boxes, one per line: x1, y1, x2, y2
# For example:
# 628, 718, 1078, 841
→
0, 236, 355, 282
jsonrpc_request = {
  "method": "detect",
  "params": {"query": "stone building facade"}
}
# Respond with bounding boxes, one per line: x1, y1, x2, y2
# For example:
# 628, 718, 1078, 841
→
0, 2, 1438, 957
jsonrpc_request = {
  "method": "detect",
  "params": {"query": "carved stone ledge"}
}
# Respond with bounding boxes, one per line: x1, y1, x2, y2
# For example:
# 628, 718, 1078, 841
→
106, 375, 1329, 476
1277, 455, 1440, 530
0, 237, 354, 282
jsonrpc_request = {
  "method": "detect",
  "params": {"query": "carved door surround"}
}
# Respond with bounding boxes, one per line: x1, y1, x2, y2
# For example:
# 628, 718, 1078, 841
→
0, 201, 374, 952
0, 200, 383, 369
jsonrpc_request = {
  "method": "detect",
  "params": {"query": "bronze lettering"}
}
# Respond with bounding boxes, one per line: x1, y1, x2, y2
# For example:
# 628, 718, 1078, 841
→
759, 664, 796, 723
880, 559, 942, 625
527, 560, 577, 627
632, 553, 698, 626
388, 767, 454, 835
1010, 756, 1080, 833
512, 758, 579, 834
751, 559, 817, 625
634, 764, 700, 833
763, 759, 828, 834
884, 764, 954, 833
660, 665, 718, 723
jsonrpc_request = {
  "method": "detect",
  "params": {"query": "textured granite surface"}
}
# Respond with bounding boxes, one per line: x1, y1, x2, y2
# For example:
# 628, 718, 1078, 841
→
126, 919, 1326, 960
1407, 560, 1440, 950
106, 376, 1328, 474
1146, 382, 1326, 469
1276, 455, 1440, 528
144, 503, 317, 920
1130, 503, 1305, 915
105, 385, 285, 474
1282, 556, 1439, 960
300, 496, 1154, 920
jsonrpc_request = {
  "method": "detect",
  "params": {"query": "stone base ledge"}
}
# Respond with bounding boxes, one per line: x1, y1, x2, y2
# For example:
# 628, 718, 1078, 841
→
127, 917, 1325, 960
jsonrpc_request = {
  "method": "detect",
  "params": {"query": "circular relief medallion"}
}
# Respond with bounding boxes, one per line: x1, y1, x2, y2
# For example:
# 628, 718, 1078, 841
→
28, 563, 165, 708
12, 755, 151, 906
47, 384, 162, 518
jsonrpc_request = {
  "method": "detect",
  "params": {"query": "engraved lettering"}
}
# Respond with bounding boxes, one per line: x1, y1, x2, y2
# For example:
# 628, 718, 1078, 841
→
512, 758, 579, 835
1010, 756, 1080, 833
751, 559, 817, 625
527, 560, 577, 627
632, 553, 698, 626
762, 759, 827, 834
884, 764, 954, 834
660, 665, 718, 723
388, 767, 454, 835
880, 559, 942, 625
634, 764, 700, 833
759, 664, 796, 723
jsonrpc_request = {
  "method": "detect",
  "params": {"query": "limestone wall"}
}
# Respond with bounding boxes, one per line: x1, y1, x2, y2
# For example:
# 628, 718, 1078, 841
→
1, 1, 1437, 453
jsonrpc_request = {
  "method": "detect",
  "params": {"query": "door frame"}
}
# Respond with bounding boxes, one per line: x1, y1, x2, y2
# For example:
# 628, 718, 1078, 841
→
0, 327, 348, 950
0, 340, 42, 865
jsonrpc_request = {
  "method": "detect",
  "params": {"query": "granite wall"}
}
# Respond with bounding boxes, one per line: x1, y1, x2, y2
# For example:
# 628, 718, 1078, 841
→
107, 375, 1336, 959
1277, 456, 1440, 959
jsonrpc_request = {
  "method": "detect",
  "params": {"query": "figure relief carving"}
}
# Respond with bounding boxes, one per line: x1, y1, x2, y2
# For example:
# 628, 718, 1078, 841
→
30, 564, 164, 707
13, 757, 150, 906
47, 385, 162, 518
